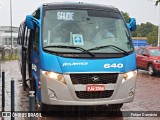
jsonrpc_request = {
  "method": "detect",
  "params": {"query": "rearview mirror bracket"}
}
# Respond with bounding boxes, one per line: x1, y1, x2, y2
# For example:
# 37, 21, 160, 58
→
26, 15, 40, 29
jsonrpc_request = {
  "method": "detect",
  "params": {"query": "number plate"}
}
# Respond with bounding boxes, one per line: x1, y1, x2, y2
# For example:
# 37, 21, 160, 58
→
86, 84, 105, 92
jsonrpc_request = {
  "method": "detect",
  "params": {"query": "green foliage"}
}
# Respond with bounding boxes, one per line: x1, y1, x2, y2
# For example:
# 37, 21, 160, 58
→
133, 22, 157, 36
121, 11, 130, 23
0, 53, 18, 61
146, 31, 158, 45
132, 22, 158, 46
156, 0, 160, 6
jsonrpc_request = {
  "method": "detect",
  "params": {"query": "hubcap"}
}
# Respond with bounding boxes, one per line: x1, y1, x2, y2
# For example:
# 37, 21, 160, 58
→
148, 66, 153, 75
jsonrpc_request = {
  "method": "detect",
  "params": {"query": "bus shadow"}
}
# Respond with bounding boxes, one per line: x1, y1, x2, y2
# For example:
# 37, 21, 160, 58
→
41, 105, 124, 120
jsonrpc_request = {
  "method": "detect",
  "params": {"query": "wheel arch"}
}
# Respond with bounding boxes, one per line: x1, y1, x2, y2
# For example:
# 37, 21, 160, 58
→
147, 62, 153, 68
32, 72, 42, 102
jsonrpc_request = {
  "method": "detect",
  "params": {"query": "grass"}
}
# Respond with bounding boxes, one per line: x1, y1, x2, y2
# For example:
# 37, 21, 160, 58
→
0, 53, 18, 61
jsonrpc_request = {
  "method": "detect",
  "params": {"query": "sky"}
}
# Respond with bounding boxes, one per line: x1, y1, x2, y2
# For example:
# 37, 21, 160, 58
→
0, 0, 159, 27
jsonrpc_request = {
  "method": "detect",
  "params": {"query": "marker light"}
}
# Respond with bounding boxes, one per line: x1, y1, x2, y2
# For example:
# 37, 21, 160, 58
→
42, 71, 66, 84
123, 70, 137, 80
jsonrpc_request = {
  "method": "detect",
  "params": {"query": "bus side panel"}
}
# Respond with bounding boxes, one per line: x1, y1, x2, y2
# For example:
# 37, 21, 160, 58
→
17, 23, 24, 76
31, 50, 41, 101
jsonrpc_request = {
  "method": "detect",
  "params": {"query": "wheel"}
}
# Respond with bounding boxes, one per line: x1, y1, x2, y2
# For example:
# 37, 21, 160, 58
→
108, 104, 123, 110
39, 103, 50, 112
22, 77, 27, 91
30, 77, 52, 112
148, 64, 154, 76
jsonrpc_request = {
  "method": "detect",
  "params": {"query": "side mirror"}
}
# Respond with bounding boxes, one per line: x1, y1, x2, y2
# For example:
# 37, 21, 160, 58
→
127, 18, 136, 31
26, 15, 34, 29
26, 15, 40, 29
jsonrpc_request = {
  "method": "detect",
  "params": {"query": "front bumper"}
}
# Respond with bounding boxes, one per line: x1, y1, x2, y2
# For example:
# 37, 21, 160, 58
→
154, 63, 160, 72
40, 70, 137, 106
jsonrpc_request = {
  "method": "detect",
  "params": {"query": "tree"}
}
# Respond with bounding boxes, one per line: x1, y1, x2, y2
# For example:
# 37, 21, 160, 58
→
156, 0, 160, 6
121, 11, 130, 23
147, 32, 158, 45
131, 25, 140, 37
132, 22, 158, 46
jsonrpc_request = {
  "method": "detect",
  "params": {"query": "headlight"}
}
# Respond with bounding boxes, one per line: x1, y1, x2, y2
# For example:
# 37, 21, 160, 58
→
42, 70, 66, 84
153, 60, 160, 63
123, 70, 137, 80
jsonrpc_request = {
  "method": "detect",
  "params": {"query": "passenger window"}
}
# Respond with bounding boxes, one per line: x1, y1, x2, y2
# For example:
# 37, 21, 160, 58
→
17, 27, 21, 44
26, 29, 30, 46
142, 49, 148, 55
18, 24, 24, 45
24, 27, 28, 47
23, 28, 31, 48
137, 48, 143, 55
32, 24, 39, 54
33, 9, 40, 19
19, 22, 26, 46
17, 26, 22, 45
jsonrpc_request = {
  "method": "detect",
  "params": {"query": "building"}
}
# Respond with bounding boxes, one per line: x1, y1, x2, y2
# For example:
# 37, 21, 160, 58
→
0, 26, 18, 49
132, 37, 147, 47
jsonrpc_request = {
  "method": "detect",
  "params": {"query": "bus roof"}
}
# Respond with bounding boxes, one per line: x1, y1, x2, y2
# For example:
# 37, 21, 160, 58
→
42, 2, 118, 12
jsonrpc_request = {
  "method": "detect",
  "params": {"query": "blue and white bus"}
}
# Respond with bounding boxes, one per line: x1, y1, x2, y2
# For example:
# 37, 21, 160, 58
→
17, 2, 137, 111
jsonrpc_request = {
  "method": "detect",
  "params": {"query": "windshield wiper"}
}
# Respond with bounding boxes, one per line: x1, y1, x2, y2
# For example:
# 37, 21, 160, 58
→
43, 45, 95, 57
87, 45, 129, 55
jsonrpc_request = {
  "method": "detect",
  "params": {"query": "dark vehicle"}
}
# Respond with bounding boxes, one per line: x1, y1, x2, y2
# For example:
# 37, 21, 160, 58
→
136, 47, 160, 75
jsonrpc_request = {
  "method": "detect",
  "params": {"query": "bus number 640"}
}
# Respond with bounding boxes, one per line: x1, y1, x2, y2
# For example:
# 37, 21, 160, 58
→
104, 63, 124, 68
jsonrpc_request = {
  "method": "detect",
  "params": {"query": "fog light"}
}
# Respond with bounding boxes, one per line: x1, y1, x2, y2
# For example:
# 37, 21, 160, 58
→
49, 93, 55, 98
129, 91, 134, 96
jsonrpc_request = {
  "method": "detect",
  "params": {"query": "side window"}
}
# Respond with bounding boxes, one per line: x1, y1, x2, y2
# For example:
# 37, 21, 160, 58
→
26, 29, 30, 47
33, 9, 40, 19
137, 48, 143, 55
21, 23, 26, 46
142, 49, 148, 55
24, 27, 28, 47
17, 27, 21, 44
18, 24, 24, 45
136, 49, 139, 54
18, 24, 23, 45
23, 28, 30, 48
32, 24, 39, 54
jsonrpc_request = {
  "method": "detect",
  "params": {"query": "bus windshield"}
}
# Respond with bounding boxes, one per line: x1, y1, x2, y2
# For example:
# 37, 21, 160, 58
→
43, 9, 133, 53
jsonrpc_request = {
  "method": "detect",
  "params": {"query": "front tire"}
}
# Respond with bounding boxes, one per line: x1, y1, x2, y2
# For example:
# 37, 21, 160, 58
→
31, 77, 51, 112
108, 104, 123, 110
38, 103, 50, 112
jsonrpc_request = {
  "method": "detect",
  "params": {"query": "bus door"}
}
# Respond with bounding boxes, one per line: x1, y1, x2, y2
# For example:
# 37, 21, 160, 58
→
30, 23, 41, 101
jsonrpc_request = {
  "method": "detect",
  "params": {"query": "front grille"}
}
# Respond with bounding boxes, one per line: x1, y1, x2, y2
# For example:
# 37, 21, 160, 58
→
75, 90, 114, 99
70, 73, 118, 84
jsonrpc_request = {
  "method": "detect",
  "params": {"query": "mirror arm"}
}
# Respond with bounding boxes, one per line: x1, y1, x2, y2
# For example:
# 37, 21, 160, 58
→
127, 23, 131, 30
32, 18, 40, 27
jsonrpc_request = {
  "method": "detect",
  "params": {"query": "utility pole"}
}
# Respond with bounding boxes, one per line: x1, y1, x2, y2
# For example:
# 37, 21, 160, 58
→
137, 35, 139, 47
158, 4, 160, 47
10, 0, 13, 49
